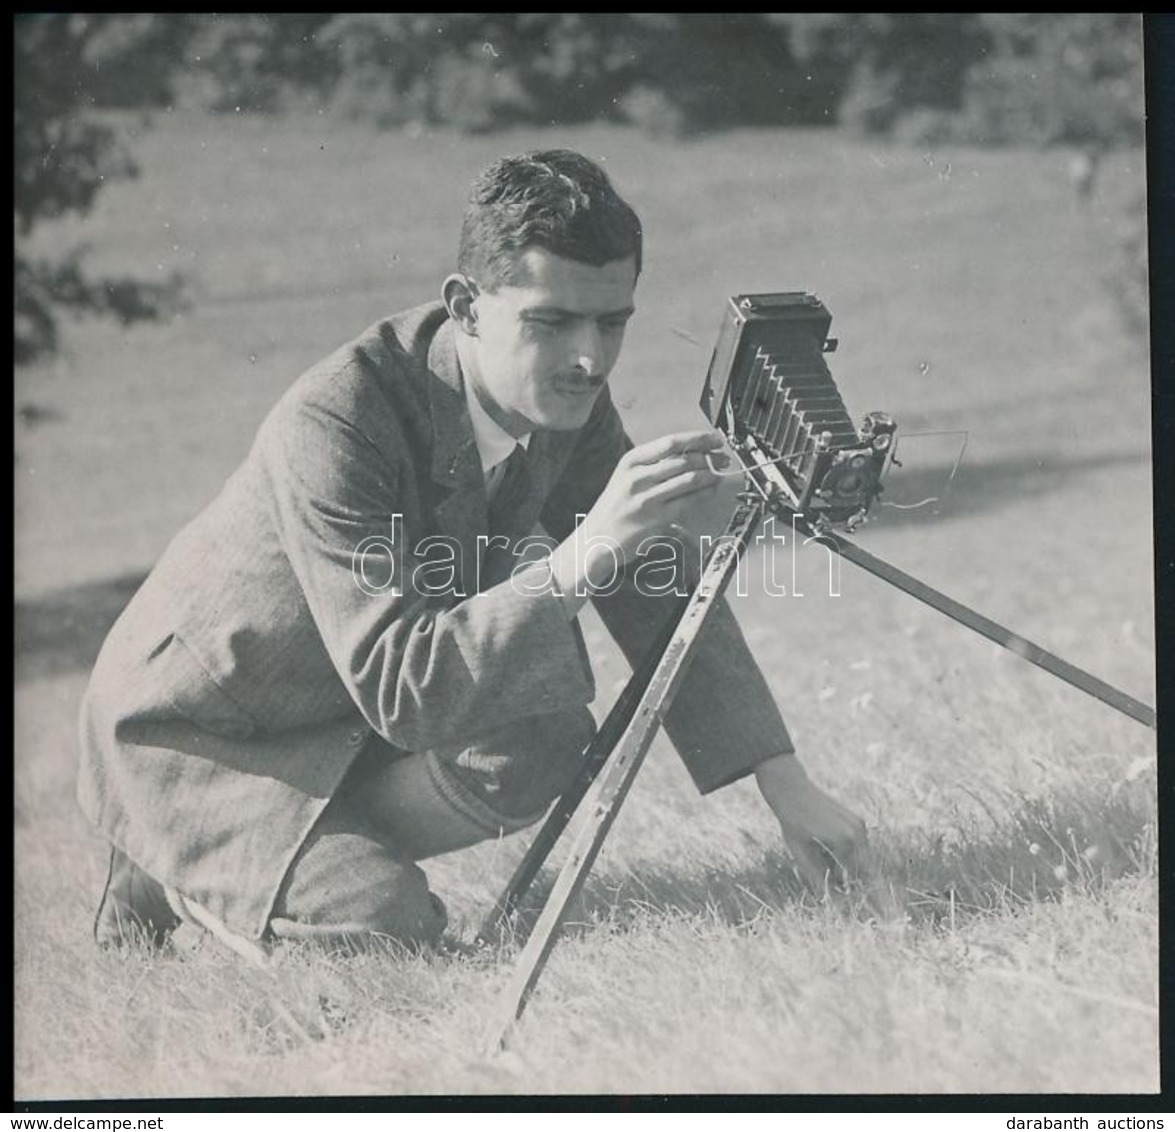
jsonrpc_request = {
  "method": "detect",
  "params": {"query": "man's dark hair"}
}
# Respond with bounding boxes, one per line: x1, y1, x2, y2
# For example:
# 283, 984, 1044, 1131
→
457, 149, 642, 289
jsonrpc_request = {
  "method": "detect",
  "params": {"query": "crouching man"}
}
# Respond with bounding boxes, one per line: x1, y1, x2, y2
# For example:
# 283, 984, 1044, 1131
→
79, 148, 867, 954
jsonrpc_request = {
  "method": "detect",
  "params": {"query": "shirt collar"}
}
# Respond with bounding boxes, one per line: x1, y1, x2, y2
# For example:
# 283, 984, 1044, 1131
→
463, 375, 531, 475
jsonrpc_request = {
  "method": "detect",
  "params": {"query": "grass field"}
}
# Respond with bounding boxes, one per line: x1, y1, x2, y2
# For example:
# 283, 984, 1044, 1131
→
13, 111, 1157, 1099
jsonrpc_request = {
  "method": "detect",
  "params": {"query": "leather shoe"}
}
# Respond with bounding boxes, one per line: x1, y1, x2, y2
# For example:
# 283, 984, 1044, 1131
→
94, 845, 181, 948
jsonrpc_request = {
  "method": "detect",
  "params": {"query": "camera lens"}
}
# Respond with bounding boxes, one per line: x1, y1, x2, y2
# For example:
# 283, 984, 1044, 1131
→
821, 458, 878, 500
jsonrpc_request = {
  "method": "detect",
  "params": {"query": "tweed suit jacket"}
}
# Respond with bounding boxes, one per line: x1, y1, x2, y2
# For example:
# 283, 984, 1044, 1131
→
78, 302, 792, 940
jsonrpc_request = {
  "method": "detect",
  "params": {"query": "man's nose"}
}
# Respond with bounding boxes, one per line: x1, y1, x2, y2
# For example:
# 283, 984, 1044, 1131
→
568, 321, 604, 376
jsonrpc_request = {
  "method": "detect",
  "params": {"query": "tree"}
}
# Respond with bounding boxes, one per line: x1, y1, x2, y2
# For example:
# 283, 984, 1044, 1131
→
774, 13, 990, 136
14, 14, 188, 364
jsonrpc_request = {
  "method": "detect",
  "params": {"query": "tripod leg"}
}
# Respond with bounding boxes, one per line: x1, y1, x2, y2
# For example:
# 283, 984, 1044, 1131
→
807, 520, 1156, 730
475, 593, 686, 946
738, 440, 1155, 730
486, 498, 763, 1051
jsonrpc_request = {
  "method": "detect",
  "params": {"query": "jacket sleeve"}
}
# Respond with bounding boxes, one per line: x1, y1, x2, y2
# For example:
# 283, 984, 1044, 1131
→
256, 395, 594, 754
541, 389, 794, 794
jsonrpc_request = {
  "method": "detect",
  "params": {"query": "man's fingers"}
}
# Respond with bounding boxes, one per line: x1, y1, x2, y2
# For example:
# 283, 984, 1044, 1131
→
627, 430, 726, 466
788, 831, 868, 895
631, 450, 720, 489
790, 841, 841, 893
640, 468, 722, 508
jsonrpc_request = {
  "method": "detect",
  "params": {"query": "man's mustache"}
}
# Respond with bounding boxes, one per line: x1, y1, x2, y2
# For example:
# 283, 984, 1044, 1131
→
554, 373, 606, 389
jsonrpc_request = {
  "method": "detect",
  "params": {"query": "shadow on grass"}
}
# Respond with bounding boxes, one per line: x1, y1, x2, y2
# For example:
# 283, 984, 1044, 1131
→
15, 572, 146, 683
493, 778, 1156, 945
865, 446, 1148, 531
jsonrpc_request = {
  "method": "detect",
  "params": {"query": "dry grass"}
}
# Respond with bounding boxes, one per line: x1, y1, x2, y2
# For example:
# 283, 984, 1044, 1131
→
13, 111, 1156, 1099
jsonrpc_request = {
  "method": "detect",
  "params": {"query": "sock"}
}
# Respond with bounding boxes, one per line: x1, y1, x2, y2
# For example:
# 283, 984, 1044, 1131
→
360, 751, 509, 860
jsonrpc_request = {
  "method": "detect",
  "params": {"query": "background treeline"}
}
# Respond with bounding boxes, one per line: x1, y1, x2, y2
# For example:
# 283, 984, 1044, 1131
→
44, 12, 1145, 141
14, 13, 1147, 363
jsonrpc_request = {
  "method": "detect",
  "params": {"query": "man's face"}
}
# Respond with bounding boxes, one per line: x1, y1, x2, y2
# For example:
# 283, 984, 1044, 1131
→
464, 248, 637, 435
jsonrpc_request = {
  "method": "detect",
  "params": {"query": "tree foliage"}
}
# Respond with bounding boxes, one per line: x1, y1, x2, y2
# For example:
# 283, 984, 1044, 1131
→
896, 13, 1146, 147
293, 13, 1143, 145
14, 14, 186, 364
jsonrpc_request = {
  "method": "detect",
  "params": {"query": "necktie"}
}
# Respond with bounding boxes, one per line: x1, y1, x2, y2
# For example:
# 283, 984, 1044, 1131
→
487, 444, 530, 535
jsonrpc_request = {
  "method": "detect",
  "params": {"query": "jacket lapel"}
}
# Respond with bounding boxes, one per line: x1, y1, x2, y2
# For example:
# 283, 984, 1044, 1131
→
424, 321, 488, 596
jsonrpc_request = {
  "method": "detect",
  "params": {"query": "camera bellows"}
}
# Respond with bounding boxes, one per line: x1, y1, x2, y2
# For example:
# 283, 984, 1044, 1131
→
699, 292, 895, 531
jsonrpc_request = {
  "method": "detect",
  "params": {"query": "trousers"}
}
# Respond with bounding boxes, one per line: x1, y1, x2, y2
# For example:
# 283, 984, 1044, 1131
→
96, 706, 597, 953
268, 705, 596, 949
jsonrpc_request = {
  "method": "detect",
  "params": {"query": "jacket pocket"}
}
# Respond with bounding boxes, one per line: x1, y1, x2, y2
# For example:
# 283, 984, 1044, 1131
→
147, 632, 262, 740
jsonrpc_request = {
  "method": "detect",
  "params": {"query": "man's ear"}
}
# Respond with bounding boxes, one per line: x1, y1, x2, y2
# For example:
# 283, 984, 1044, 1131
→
442, 274, 479, 336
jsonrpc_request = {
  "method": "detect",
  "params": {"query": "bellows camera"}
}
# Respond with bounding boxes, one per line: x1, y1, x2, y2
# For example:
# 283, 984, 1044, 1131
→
699, 292, 895, 531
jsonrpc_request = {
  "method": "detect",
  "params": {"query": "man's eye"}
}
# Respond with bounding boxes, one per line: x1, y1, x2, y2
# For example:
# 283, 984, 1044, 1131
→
600, 318, 630, 334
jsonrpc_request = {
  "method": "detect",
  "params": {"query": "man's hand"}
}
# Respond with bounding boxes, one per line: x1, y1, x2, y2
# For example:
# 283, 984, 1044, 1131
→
547, 429, 726, 615
585, 429, 726, 559
754, 754, 869, 894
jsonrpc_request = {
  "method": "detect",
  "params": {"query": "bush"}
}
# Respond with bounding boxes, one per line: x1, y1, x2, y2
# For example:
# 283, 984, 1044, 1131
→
316, 14, 638, 130
919, 14, 1145, 148
173, 15, 336, 114
819, 14, 991, 136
